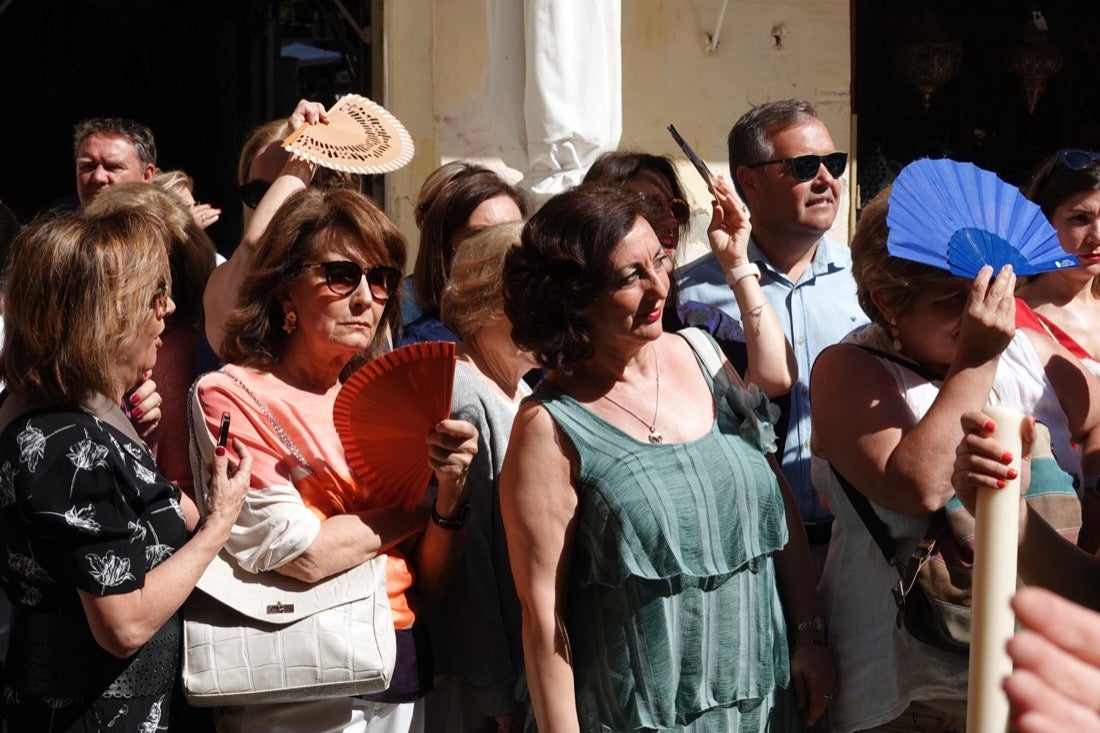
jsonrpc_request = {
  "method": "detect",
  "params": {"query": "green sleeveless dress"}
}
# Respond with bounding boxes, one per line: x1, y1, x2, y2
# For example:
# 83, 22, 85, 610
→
526, 331, 797, 732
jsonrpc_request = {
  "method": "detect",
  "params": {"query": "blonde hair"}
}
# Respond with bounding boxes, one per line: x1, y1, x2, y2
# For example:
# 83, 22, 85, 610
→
152, 169, 195, 196
85, 182, 215, 327
441, 221, 523, 340
237, 119, 360, 190
851, 185, 969, 328
3, 210, 170, 406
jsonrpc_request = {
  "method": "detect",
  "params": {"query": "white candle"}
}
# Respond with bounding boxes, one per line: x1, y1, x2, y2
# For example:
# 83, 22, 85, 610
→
966, 405, 1023, 733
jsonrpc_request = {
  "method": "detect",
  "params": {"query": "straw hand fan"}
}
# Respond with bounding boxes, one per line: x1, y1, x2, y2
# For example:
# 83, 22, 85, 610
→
886, 158, 1077, 278
282, 94, 415, 175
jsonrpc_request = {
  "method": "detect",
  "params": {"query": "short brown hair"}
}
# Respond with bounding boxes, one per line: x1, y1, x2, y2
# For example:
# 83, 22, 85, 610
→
3, 210, 170, 406
441, 221, 524, 341
220, 187, 406, 368
73, 117, 157, 167
728, 99, 820, 197
850, 186, 968, 328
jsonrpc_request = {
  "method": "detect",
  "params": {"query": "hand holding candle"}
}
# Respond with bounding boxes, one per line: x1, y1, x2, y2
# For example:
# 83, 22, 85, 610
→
967, 405, 1023, 733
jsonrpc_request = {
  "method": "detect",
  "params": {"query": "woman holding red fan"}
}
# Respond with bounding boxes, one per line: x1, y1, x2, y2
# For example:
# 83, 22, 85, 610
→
191, 187, 479, 733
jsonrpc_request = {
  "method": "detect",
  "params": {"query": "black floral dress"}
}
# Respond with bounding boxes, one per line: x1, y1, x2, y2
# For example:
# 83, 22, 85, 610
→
0, 409, 188, 733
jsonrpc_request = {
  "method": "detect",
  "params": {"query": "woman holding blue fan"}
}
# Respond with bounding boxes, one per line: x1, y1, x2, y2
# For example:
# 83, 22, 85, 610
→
809, 158, 1100, 732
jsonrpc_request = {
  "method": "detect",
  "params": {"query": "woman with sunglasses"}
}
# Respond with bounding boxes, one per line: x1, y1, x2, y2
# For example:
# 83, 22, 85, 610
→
191, 187, 480, 733
1018, 148, 1100, 552
585, 150, 796, 398
204, 100, 333, 359
1017, 149, 1100, 376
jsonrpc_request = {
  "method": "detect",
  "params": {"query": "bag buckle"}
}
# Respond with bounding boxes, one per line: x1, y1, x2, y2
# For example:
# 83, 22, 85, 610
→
892, 579, 907, 628
266, 601, 295, 614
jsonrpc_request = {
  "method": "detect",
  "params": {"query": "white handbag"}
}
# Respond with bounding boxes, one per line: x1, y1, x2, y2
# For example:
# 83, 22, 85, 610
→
183, 372, 398, 706
182, 550, 396, 707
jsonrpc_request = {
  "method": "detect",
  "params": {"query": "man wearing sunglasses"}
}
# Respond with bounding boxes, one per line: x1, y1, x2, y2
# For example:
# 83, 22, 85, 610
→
677, 99, 869, 571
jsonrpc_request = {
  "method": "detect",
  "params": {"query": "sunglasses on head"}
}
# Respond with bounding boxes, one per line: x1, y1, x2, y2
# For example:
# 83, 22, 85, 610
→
1056, 149, 1100, 171
747, 152, 848, 182
300, 261, 403, 303
1033, 149, 1100, 203
239, 179, 272, 209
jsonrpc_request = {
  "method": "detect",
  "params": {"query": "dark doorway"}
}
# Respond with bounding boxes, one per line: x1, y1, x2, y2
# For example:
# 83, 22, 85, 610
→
854, 0, 1100, 210
0, 0, 378, 253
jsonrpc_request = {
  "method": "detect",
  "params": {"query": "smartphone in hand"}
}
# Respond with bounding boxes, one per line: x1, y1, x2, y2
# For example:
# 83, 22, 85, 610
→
217, 411, 231, 449
668, 124, 717, 196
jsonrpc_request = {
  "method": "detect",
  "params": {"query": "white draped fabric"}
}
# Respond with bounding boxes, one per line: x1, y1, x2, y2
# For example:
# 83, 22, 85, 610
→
487, 0, 622, 202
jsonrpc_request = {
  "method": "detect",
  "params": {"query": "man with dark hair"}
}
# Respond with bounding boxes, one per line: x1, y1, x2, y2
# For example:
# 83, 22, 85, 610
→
73, 117, 156, 206
677, 99, 868, 565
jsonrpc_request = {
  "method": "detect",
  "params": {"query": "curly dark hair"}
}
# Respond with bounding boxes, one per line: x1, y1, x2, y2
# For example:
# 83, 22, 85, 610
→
503, 183, 659, 372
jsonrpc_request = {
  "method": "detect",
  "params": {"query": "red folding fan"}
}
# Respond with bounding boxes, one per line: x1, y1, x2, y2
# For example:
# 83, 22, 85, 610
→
333, 341, 456, 511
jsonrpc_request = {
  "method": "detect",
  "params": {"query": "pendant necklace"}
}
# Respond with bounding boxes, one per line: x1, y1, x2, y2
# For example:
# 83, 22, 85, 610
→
585, 348, 662, 444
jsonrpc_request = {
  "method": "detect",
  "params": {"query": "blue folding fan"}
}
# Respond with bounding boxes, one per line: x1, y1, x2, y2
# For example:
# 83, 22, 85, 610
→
886, 158, 1077, 278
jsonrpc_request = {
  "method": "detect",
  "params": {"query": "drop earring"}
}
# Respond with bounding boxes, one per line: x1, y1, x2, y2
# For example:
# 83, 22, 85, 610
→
888, 318, 903, 353
283, 309, 298, 334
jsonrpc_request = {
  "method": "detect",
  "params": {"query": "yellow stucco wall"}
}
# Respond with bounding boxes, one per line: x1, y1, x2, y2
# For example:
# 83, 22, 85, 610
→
385, 0, 852, 268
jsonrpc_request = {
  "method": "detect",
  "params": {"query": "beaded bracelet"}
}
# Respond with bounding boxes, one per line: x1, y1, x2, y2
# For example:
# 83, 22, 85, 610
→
794, 617, 826, 634
431, 500, 471, 530
792, 638, 828, 646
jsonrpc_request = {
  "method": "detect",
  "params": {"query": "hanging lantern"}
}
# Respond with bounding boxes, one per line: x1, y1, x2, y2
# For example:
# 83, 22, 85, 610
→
895, 8, 963, 113
1007, 11, 1063, 115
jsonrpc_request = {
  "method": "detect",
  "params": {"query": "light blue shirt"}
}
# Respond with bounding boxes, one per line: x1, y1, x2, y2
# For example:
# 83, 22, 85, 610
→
676, 237, 870, 523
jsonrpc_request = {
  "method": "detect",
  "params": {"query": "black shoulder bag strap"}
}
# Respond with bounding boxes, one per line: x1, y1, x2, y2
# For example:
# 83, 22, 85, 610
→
828, 343, 949, 627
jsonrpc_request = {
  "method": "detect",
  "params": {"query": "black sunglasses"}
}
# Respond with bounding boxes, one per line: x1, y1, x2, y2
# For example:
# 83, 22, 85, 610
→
747, 152, 848, 182
1056, 149, 1100, 171
1034, 149, 1100, 203
300, 261, 403, 303
239, 179, 272, 209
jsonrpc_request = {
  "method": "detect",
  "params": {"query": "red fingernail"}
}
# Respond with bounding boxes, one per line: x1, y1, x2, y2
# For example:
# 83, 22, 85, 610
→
129, 393, 141, 405
1001, 452, 1013, 464
142, 370, 151, 379
215, 446, 226, 457
131, 407, 142, 418
997, 479, 1006, 488
1007, 468, 1018, 480
983, 420, 996, 432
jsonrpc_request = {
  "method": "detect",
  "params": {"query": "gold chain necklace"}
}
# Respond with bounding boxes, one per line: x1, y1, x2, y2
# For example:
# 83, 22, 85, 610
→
584, 349, 662, 444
